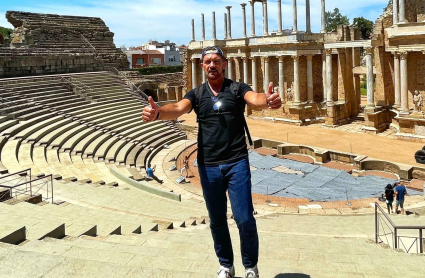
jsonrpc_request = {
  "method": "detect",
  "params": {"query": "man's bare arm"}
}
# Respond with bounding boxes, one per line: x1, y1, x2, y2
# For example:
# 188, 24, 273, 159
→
244, 82, 281, 110
142, 97, 192, 122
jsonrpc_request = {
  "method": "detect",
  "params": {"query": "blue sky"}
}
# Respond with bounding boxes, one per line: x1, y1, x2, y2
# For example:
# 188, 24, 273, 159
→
0, 0, 390, 47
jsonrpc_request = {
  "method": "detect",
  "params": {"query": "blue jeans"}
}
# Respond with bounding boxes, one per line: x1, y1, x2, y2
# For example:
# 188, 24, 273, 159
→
198, 157, 259, 268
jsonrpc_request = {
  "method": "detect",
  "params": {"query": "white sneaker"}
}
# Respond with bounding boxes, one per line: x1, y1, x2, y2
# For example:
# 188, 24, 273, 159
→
216, 265, 235, 278
245, 265, 259, 278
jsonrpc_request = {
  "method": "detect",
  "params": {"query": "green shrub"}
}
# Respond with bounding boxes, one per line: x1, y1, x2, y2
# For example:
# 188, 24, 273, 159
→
360, 88, 367, 96
130, 65, 183, 75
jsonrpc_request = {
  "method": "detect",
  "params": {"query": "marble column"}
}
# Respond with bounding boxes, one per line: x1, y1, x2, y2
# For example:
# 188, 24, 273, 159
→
322, 53, 327, 102
191, 58, 197, 89
241, 3, 247, 38
224, 13, 228, 39
306, 0, 311, 34
251, 57, 258, 92
400, 51, 409, 114
264, 57, 270, 93
394, 52, 401, 109
399, 0, 407, 23
307, 55, 313, 102
226, 6, 232, 39
263, 0, 269, 36
293, 55, 300, 105
212, 12, 217, 40
249, 1, 256, 37
191, 19, 195, 41
228, 57, 233, 80
393, 0, 398, 25
201, 14, 205, 41
243, 57, 249, 84
292, 0, 298, 34
277, 0, 283, 35
326, 49, 333, 105
321, 0, 326, 33
365, 47, 375, 107
278, 56, 285, 101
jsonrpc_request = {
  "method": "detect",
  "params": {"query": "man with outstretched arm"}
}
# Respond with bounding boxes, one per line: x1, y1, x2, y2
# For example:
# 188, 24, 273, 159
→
142, 46, 281, 278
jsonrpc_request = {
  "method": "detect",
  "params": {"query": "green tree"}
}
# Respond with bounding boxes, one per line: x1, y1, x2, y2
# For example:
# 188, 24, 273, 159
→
325, 8, 350, 32
0, 26, 13, 39
352, 17, 374, 39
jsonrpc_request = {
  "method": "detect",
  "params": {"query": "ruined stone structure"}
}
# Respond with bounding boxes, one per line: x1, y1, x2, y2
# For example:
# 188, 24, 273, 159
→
185, 0, 425, 140
1, 11, 129, 77
122, 71, 185, 103
373, 1, 425, 140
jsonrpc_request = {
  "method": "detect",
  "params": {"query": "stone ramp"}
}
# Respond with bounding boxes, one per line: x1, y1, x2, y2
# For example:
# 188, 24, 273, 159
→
1, 213, 425, 277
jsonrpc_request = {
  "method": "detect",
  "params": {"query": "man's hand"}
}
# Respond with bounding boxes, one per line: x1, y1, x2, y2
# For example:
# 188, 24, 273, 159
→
266, 82, 282, 109
142, 97, 159, 122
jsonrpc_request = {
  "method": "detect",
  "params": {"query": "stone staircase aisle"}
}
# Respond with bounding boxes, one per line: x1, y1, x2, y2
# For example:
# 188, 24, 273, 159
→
1, 213, 425, 277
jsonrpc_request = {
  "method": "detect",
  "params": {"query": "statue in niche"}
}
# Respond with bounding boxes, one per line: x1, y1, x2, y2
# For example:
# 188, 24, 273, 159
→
286, 88, 293, 102
413, 90, 423, 112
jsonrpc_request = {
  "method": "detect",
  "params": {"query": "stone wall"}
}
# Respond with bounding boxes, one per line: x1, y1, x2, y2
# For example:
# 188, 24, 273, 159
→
2, 11, 129, 77
0, 52, 101, 77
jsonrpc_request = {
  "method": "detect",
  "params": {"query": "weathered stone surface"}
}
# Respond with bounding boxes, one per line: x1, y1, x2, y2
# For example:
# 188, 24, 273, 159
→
2, 11, 129, 77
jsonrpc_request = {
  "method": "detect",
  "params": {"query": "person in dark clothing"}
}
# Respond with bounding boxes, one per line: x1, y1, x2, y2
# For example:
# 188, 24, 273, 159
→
142, 46, 281, 278
384, 184, 395, 214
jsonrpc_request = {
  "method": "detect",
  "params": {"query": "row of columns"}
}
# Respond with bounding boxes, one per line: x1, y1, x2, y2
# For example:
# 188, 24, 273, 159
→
191, 54, 318, 105
393, 0, 407, 25
393, 51, 409, 114
191, 47, 378, 109
192, 0, 328, 41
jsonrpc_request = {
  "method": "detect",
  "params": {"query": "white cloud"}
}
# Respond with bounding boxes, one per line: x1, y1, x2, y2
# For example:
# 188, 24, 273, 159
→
0, 0, 390, 47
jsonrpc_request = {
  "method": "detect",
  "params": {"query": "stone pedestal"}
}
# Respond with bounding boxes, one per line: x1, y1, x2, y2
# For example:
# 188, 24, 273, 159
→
363, 108, 390, 134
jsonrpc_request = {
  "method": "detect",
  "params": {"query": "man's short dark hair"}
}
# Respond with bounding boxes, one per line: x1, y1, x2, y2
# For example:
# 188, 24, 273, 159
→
201, 46, 226, 61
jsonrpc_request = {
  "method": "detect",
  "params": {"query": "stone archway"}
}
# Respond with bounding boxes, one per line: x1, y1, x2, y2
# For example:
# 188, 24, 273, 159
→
143, 89, 158, 102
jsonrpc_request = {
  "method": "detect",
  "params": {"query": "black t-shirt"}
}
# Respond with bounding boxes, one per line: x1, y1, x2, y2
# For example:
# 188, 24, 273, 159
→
184, 78, 253, 166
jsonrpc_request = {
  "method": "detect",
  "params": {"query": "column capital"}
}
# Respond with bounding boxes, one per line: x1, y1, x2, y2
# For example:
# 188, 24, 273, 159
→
364, 47, 374, 55
242, 57, 249, 62
190, 58, 197, 63
241, 3, 247, 8
392, 51, 400, 58
399, 51, 408, 60
249, 0, 255, 6
225, 6, 232, 9
292, 55, 299, 61
262, 56, 270, 62
306, 55, 313, 61
422, 50, 425, 55
278, 55, 284, 62
325, 49, 333, 55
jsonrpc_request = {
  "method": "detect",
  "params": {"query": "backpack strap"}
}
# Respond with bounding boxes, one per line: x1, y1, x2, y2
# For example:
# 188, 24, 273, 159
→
230, 81, 253, 147
194, 83, 206, 123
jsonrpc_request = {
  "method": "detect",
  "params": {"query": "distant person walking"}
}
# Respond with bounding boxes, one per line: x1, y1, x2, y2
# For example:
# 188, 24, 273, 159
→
384, 184, 394, 214
180, 155, 189, 178
394, 181, 408, 215
142, 46, 281, 278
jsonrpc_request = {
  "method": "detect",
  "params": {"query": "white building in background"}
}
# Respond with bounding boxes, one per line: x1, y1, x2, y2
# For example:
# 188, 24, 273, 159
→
141, 40, 182, 66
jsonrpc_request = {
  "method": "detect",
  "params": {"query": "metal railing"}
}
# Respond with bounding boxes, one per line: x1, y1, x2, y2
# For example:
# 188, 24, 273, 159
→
80, 34, 96, 51
106, 67, 154, 105
61, 76, 93, 99
0, 169, 54, 204
375, 202, 425, 253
